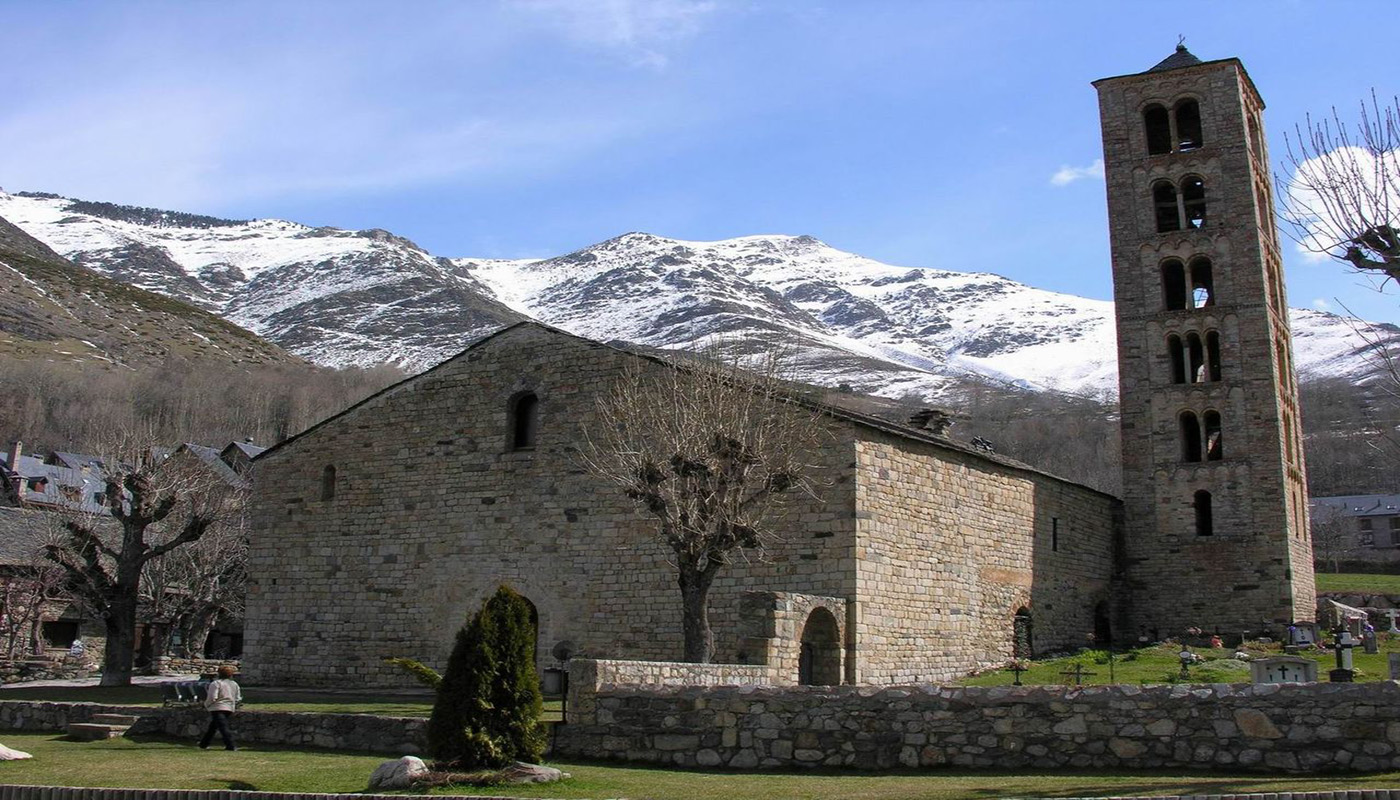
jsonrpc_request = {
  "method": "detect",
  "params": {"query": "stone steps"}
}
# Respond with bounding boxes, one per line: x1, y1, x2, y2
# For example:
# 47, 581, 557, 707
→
67, 713, 140, 740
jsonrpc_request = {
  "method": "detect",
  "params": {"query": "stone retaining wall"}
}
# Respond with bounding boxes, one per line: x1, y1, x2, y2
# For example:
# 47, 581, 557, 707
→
555, 677, 1400, 773
151, 657, 241, 676
0, 702, 423, 755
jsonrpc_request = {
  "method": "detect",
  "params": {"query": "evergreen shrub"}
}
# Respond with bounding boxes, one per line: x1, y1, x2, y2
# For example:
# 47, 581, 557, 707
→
426, 585, 544, 768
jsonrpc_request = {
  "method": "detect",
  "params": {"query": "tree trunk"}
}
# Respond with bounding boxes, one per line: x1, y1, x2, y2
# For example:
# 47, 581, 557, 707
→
100, 594, 138, 686
678, 566, 716, 663
182, 609, 220, 659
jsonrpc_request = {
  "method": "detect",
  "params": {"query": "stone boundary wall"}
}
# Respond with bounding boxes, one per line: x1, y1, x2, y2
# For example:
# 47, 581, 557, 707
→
152, 657, 241, 676
555, 679, 1400, 773
583, 659, 776, 688
0, 702, 423, 755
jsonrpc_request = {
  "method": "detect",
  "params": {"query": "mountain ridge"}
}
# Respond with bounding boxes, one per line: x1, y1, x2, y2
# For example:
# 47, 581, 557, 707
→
0, 190, 1392, 399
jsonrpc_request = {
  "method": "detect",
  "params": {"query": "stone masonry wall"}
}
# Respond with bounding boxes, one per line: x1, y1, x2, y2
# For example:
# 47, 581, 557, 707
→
852, 433, 1118, 683
555, 677, 1400, 773
0, 701, 424, 754
245, 325, 859, 689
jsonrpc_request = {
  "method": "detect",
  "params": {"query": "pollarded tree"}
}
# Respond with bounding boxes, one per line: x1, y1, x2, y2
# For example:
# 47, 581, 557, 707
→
580, 344, 829, 663
427, 585, 544, 769
43, 439, 244, 686
1279, 92, 1400, 282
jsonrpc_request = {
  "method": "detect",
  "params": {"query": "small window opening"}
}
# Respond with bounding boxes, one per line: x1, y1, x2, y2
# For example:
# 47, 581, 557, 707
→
1051, 517, 1060, 552
1167, 334, 1186, 384
511, 392, 540, 450
1180, 412, 1202, 463
1204, 410, 1223, 461
1182, 177, 1207, 229
1154, 182, 1181, 232
1144, 105, 1172, 155
1194, 490, 1214, 536
320, 465, 336, 501
1187, 332, 1205, 384
1188, 257, 1214, 307
1175, 100, 1203, 151
1206, 331, 1222, 382
1161, 260, 1187, 310
1389, 518, 1400, 547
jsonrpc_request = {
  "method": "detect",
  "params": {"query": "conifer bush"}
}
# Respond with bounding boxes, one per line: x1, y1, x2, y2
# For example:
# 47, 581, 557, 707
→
426, 585, 545, 769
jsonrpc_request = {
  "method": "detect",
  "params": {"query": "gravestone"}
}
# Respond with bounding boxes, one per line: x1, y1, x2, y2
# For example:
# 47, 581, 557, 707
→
1250, 656, 1318, 684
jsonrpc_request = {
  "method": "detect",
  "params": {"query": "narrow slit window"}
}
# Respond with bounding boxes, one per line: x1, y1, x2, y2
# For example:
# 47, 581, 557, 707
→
1187, 332, 1205, 384
1161, 260, 1187, 310
1194, 490, 1213, 536
1144, 105, 1172, 155
321, 465, 337, 501
1175, 100, 1203, 151
1188, 257, 1214, 307
511, 392, 540, 450
1168, 334, 1186, 384
1052, 517, 1060, 552
1182, 176, 1207, 229
1204, 410, 1223, 461
1206, 331, 1222, 381
1154, 182, 1181, 232
1180, 412, 1202, 463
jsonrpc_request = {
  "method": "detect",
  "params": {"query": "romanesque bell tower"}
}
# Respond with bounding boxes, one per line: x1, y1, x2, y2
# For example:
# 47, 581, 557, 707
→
1094, 46, 1315, 638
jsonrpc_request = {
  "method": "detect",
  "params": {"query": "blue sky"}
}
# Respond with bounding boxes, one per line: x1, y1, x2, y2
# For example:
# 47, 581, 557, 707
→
2, 1, 1395, 322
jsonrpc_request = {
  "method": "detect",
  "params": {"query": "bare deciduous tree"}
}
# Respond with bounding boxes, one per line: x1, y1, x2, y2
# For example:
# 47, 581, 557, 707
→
140, 513, 248, 659
43, 437, 245, 685
0, 557, 69, 659
581, 346, 830, 663
1279, 92, 1400, 282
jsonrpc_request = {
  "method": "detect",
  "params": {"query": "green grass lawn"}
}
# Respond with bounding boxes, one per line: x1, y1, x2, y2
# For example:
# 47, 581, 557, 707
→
1316, 572, 1400, 594
958, 639, 1399, 688
1, 733, 1398, 799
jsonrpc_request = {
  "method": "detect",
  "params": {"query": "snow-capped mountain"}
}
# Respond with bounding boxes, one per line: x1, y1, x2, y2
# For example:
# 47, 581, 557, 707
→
0, 190, 1392, 398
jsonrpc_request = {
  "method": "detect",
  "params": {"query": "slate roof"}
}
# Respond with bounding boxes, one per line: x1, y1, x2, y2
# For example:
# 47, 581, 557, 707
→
1312, 494, 1400, 519
0, 454, 108, 514
176, 443, 249, 489
227, 441, 267, 460
1147, 44, 1204, 73
0, 507, 53, 567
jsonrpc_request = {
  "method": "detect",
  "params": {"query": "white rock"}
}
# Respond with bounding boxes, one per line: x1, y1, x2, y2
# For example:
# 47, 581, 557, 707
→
0, 744, 33, 760
367, 755, 427, 790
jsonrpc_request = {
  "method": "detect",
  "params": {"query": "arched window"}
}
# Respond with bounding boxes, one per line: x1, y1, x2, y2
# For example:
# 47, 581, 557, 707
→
1144, 104, 1172, 155
1167, 334, 1186, 384
1161, 260, 1187, 310
1188, 257, 1214, 308
1204, 410, 1223, 461
1194, 490, 1214, 536
1175, 100, 1203, 151
1182, 176, 1207, 228
1180, 412, 1202, 462
1154, 181, 1181, 232
1186, 332, 1205, 383
320, 465, 336, 501
510, 392, 540, 450
1206, 331, 1222, 382
1013, 608, 1034, 658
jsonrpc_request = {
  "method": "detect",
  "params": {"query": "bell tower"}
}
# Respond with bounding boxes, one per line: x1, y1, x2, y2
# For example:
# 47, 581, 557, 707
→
1094, 46, 1314, 638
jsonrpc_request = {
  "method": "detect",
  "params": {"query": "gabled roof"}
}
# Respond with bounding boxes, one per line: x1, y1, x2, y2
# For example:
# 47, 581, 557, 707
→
0, 454, 108, 514
1311, 494, 1400, 518
226, 441, 267, 459
47, 451, 105, 471
0, 507, 53, 566
174, 443, 250, 489
256, 322, 1118, 500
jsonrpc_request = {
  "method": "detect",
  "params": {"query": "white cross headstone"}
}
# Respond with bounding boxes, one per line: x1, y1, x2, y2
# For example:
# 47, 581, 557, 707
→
1386, 609, 1400, 634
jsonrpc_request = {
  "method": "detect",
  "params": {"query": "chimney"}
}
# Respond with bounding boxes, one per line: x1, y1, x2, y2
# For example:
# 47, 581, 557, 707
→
6, 441, 23, 501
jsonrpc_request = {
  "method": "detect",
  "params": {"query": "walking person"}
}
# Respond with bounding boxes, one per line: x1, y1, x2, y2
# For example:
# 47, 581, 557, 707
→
198, 665, 242, 751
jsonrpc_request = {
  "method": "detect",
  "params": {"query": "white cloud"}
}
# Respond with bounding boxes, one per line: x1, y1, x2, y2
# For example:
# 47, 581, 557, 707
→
511, 0, 719, 68
1049, 158, 1104, 187
1313, 298, 1333, 312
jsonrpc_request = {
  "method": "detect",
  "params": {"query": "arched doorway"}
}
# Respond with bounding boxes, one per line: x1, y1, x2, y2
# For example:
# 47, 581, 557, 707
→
1093, 601, 1112, 647
797, 608, 841, 686
1013, 608, 1034, 658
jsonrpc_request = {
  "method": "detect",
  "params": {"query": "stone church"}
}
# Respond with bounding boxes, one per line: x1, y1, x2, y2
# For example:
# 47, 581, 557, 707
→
242, 46, 1314, 689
